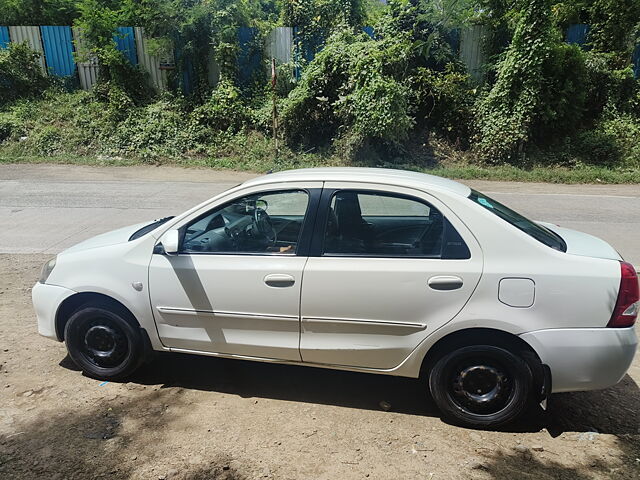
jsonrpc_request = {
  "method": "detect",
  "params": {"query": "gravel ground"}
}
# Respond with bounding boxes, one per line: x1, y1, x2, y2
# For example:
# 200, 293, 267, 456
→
1, 254, 639, 479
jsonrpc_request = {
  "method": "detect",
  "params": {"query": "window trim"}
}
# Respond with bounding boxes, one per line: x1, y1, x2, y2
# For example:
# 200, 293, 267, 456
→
175, 187, 322, 257
310, 188, 468, 260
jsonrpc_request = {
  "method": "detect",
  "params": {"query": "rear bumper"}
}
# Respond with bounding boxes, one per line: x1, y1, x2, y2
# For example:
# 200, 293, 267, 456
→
520, 327, 637, 393
32, 282, 75, 341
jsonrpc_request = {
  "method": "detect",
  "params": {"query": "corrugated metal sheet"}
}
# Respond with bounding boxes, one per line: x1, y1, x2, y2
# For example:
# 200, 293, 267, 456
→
266, 27, 293, 64
40, 26, 76, 77
460, 25, 487, 84
134, 27, 168, 91
0, 27, 9, 49
566, 24, 590, 46
72, 27, 99, 90
8, 26, 45, 71
114, 27, 137, 64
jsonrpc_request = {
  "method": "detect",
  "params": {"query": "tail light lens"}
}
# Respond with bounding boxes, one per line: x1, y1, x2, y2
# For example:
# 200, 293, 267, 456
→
608, 261, 639, 328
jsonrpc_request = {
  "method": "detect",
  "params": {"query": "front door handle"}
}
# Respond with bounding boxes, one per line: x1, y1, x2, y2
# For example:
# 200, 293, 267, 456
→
264, 274, 296, 288
428, 276, 463, 291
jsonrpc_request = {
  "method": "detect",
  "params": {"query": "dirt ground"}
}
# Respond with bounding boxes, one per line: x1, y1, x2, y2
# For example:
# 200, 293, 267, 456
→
1, 254, 639, 480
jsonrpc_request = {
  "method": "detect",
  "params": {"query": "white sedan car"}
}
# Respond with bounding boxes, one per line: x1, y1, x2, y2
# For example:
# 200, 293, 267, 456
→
32, 168, 638, 427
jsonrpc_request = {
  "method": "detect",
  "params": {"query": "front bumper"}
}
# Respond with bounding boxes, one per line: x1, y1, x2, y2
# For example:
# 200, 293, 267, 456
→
32, 282, 76, 341
520, 327, 638, 393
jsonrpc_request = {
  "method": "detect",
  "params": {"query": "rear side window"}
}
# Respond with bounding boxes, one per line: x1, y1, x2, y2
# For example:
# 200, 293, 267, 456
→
469, 190, 567, 252
322, 190, 470, 259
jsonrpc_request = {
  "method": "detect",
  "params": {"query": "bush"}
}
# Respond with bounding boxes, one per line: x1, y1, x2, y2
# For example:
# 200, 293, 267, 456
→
29, 125, 64, 156
280, 32, 357, 147
342, 75, 413, 142
411, 66, 475, 146
595, 113, 640, 167
572, 128, 621, 166
281, 30, 415, 155
0, 112, 20, 143
191, 80, 250, 133
582, 52, 638, 119
538, 112, 640, 168
0, 42, 50, 104
104, 96, 204, 160
475, 0, 554, 163
535, 43, 589, 140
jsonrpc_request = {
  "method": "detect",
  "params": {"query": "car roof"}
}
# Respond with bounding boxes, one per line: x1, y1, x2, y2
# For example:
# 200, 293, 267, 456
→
241, 167, 471, 197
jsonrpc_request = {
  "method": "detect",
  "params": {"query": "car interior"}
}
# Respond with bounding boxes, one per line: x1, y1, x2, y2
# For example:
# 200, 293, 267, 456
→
323, 191, 444, 257
181, 192, 308, 254
180, 189, 450, 257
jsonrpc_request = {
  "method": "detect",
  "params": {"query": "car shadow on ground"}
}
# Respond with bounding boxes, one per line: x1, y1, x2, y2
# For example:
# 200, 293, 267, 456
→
62, 351, 640, 436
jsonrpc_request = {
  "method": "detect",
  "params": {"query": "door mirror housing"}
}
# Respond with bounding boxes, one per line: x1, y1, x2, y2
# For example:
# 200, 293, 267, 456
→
160, 229, 180, 255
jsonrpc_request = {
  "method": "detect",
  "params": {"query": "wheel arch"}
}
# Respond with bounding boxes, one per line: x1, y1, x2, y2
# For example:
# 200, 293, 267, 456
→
419, 327, 550, 400
55, 292, 140, 342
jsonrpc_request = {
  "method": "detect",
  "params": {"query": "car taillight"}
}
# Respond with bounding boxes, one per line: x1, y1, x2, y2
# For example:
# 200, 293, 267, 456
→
608, 261, 639, 328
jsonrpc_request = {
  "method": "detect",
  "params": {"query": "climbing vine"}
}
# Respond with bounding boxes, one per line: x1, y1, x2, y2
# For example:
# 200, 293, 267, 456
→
475, 0, 554, 163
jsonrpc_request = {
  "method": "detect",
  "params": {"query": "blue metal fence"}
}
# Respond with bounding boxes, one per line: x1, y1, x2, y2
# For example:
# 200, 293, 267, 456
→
114, 27, 137, 64
0, 27, 9, 49
40, 26, 75, 76
174, 39, 195, 94
566, 24, 590, 46
237, 27, 261, 87
4, 22, 636, 91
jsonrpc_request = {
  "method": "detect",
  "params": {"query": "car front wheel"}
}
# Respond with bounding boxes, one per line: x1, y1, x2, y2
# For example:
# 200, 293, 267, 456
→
64, 305, 143, 380
428, 345, 533, 428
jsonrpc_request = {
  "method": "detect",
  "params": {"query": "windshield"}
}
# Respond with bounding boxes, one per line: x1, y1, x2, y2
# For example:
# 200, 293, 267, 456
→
468, 190, 567, 252
128, 216, 175, 241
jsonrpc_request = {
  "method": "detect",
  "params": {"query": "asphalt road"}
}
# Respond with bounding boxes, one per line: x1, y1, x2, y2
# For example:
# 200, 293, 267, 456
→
1, 164, 638, 267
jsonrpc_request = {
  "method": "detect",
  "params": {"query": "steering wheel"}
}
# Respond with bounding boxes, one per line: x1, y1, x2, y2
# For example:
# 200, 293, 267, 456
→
254, 207, 277, 245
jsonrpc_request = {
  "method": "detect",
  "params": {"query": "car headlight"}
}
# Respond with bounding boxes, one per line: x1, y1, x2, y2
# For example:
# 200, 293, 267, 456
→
39, 257, 57, 284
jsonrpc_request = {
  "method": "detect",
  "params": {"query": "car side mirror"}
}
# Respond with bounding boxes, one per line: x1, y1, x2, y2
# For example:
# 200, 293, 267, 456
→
160, 229, 180, 255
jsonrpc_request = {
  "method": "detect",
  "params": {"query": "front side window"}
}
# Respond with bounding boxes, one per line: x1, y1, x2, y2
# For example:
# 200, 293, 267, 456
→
182, 190, 309, 254
469, 190, 567, 252
323, 191, 450, 257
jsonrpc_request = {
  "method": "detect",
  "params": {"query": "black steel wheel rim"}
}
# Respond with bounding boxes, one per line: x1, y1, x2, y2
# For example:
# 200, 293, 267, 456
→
77, 318, 129, 368
447, 355, 514, 416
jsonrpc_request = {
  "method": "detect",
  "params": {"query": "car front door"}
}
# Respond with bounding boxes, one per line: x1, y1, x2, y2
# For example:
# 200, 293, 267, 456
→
299, 183, 483, 369
149, 183, 322, 361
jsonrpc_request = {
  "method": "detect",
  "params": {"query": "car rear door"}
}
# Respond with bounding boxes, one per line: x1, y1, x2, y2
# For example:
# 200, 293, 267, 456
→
299, 182, 483, 369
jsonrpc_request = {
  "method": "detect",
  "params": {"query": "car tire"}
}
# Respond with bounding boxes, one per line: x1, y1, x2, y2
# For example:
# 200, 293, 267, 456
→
428, 345, 532, 428
64, 305, 143, 381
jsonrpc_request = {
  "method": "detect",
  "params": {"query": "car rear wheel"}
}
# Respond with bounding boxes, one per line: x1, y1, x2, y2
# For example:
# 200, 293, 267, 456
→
428, 345, 532, 428
64, 305, 143, 380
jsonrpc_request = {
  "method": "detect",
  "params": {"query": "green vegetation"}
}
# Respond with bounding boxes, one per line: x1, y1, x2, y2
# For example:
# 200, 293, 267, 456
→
0, 0, 639, 183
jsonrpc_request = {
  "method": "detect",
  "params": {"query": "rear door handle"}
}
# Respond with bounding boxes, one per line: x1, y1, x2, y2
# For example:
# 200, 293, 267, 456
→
428, 276, 463, 291
264, 274, 296, 288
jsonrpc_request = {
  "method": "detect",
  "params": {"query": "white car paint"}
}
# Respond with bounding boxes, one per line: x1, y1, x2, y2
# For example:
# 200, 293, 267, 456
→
33, 167, 637, 395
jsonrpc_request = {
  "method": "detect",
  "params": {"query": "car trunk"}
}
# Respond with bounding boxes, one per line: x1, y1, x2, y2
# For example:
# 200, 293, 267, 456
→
538, 222, 622, 262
